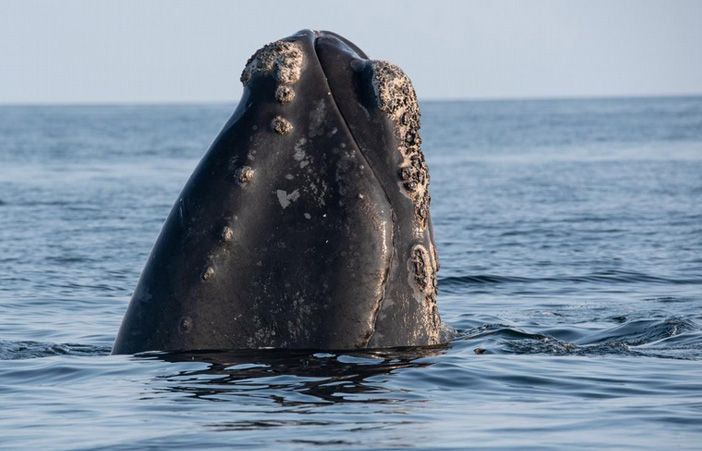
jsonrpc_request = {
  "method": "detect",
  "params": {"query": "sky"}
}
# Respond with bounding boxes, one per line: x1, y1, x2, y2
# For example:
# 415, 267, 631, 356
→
1, 0, 701, 104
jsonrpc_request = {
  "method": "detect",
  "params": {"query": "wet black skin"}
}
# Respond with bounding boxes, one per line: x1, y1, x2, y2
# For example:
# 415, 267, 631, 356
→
112, 30, 443, 354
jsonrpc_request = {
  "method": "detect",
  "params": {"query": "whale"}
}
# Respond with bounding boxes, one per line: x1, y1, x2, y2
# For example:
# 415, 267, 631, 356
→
112, 30, 447, 354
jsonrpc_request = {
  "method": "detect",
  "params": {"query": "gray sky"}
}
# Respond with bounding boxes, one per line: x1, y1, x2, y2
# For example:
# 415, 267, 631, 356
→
1, 0, 701, 104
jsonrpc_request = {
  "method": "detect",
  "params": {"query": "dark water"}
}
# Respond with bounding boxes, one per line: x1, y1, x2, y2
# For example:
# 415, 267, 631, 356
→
1, 97, 701, 449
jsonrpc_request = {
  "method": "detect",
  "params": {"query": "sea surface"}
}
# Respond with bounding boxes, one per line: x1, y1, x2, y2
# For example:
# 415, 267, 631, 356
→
1, 97, 701, 449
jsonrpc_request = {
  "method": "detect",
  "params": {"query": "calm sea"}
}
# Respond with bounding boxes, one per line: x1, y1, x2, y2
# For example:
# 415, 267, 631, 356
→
1, 97, 701, 449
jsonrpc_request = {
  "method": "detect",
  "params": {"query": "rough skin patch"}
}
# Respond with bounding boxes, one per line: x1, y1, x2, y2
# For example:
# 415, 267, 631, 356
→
178, 317, 192, 334
271, 116, 293, 135
410, 245, 433, 294
221, 226, 234, 242
201, 266, 215, 281
410, 244, 441, 339
237, 166, 255, 184
240, 41, 304, 86
371, 61, 430, 230
275, 85, 295, 103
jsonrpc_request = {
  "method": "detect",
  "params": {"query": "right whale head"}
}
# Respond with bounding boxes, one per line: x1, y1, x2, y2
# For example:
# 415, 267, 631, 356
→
239, 30, 432, 230
112, 30, 443, 354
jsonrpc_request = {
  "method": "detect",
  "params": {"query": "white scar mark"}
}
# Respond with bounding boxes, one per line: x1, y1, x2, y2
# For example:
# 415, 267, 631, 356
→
276, 189, 300, 209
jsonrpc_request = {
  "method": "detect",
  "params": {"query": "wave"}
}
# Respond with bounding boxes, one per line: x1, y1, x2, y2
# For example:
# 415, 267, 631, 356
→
2, 316, 699, 362
0, 340, 111, 360
440, 270, 702, 289
459, 317, 702, 360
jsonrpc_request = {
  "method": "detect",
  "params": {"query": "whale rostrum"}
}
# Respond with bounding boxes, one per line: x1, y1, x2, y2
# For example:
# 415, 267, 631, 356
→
112, 30, 449, 354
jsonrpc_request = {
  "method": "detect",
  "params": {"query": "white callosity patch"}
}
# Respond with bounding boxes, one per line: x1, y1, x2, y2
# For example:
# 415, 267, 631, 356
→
275, 85, 295, 103
271, 116, 293, 135
236, 166, 255, 185
408, 244, 441, 344
410, 245, 434, 295
201, 266, 215, 281
372, 61, 441, 344
221, 226, 234, 242
240, 40, 304, 87
371, 61, 430, 232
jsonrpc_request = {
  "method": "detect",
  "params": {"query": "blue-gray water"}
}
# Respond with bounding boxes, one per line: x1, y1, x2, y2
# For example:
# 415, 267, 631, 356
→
1, 97, 701, 449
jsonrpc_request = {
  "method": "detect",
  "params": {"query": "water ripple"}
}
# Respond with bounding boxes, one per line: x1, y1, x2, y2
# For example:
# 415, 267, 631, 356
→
440, 270, 702, 290
0, 340, 110, 360
460, 317, 701, 360
2, 100, 702, 449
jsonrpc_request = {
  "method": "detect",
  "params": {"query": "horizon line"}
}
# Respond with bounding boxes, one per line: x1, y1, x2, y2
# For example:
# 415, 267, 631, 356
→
1, 92, 701, 107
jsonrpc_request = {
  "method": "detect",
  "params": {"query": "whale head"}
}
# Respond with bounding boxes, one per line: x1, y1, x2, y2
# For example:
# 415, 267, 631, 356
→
112, 30, 444, 354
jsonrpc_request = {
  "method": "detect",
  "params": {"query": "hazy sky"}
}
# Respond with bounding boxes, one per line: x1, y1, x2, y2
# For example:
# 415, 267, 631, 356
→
1, 0, 701, 103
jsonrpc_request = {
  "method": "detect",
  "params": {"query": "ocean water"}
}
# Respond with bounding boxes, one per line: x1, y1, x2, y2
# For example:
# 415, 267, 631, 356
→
1, 97, 701, 449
